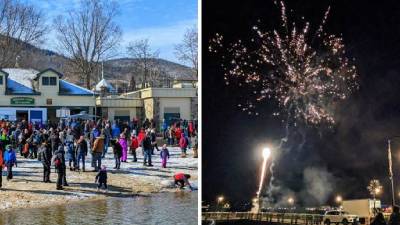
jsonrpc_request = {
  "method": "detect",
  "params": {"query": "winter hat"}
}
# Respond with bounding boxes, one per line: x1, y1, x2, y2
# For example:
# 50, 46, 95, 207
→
5, 145, 11, 150
162, 144, 167, 149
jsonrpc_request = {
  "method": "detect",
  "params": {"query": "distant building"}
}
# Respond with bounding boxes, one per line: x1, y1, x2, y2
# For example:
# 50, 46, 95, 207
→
0, 67, 198, 126
0, 68, 95, 122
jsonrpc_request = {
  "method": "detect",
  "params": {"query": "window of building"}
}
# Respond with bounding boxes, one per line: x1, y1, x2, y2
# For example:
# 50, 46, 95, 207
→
0, 75, 3, 85
42, 77, 49, 85
42, 77, 57, 86
50, 77, 57, 85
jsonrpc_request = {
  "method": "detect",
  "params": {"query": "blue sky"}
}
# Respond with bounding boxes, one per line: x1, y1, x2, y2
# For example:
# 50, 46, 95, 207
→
26, 0, 198, 65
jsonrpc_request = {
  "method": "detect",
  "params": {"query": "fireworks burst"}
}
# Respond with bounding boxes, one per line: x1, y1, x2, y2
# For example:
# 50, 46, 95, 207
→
209, 1, 358, 125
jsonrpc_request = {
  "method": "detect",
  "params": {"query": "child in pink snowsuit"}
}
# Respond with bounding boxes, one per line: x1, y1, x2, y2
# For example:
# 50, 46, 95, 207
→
160, 144, 170, 168
119, 134, 128, 162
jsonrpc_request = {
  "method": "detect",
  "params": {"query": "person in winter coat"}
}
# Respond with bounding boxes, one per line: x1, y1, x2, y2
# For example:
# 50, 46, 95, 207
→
111, 139, 122, 169
38, 141, 52, 183
4, 145, 17, 181
92, 134, 104, 172
119, 133, 128, 162
389, 206, 400, 225
173, 173, 193, 190
103, 124, 112, 158
175, 127, 182, 144
0, 146, 4, 188
95, 165, 108, 191
65, 129, 75, 170
76, 135, 88, 172
160, 144, 170, 168
130, 135, 139, 162
137, 129, 146, 145
49, 130, 60, 154
372, 213, 386, 225
150, 129, 159, 154
111, 123, 121, 139
52, 145, 68, 190
179, 133, 188, 157
141, 132, 153, 167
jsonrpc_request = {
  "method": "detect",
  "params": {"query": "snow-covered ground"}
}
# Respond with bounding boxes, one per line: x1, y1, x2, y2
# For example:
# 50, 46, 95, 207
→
0, 146, 198, 210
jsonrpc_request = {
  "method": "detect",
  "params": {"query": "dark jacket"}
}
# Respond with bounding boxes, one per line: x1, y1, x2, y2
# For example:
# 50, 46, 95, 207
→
77, 139, 88, 155
142, 136, 152, 150
95, 170, 107, 183
38, 144, 52, 167
389, 212, 400, 225
113, 142, 123, 158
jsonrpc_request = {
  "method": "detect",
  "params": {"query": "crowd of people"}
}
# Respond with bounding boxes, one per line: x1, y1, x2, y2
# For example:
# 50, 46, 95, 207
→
0, 117, 197, 191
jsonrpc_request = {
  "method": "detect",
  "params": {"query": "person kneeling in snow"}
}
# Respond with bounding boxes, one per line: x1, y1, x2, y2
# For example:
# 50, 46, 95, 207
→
173, 172, 193, 191
95, 165, 108, 191
4, 145, 17, 181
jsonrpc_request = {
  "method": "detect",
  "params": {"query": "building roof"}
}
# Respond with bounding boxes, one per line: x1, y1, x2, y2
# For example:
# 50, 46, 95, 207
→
95, 78, 115, 92
2, 68, 39, 94
59, 80, 94, 95
0, 68, 93, 96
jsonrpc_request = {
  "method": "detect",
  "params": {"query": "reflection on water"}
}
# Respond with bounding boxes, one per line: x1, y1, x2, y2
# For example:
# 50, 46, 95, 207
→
0, 192, 197, 225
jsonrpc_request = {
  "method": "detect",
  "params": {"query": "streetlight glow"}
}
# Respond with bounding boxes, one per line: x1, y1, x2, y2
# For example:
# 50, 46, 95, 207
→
336, 195, 343, 203
217, 196, 224, 203
288, 197, 294, 205
262, 147, 271, 160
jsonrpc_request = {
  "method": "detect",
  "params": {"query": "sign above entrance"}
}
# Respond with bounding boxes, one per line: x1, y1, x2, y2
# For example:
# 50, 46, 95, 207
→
10, 97, 35, 105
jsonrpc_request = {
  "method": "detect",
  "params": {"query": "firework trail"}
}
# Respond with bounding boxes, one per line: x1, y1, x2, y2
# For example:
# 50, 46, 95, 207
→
209, 1, 359, 205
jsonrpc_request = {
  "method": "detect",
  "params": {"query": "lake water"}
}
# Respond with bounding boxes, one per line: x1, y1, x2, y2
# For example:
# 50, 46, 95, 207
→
0, 192, 197, 225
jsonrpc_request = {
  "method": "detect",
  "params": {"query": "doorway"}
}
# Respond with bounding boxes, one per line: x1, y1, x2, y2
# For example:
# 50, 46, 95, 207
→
16, 110, 28, 122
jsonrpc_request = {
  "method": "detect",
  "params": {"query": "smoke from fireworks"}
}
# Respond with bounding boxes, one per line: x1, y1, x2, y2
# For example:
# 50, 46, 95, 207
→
209, 1, 358, 125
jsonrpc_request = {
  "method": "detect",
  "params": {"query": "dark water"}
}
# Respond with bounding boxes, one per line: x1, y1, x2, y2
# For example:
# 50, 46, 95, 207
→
202, 220, 273, 225
0, 192, 197, 225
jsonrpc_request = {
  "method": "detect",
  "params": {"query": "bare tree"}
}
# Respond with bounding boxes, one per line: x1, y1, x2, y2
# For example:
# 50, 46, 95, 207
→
54, 0, 122, 89
127, 38, 160, 88
0, 0, 46, 67
174, 26, 198, 76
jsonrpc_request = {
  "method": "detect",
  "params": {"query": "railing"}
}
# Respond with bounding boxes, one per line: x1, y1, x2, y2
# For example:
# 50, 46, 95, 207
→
202, 212, 324, 224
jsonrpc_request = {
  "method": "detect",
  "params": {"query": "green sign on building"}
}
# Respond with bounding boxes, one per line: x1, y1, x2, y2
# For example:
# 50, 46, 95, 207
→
10, 97, 35, 105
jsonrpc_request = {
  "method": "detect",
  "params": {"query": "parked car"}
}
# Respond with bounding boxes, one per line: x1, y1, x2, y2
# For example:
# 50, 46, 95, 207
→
323, 210, 359, 225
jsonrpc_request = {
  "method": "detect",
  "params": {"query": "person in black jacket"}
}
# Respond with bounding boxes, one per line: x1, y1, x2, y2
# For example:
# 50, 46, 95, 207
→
111, 139, 122, 169
95, 165, 108, 191
142, 131, 153, 167
52, 145, 68, 190
389, 206, 400, 225
38, 141, 52, 183
49, 130, 60, 154
372, 212, 387, 225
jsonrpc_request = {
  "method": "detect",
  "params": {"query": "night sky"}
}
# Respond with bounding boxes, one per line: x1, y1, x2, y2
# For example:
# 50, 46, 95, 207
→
203, 0, 400, 208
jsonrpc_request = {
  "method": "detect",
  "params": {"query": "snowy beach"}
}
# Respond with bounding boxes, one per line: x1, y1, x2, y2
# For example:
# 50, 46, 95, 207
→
0, 146, 198, 210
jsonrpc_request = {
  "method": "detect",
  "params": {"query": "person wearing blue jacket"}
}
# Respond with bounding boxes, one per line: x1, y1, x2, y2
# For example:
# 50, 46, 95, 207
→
111, 123, 121, 139
4, 145, 17, 181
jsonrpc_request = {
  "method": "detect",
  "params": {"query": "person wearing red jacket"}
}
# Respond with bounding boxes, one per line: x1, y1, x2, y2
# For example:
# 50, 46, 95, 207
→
173, 172, 193, 190
179, 133, 188, 157
137, 129, 146, 145
130, 135, 139, 162
188, 121, 194, 137
175, 127, 182, 144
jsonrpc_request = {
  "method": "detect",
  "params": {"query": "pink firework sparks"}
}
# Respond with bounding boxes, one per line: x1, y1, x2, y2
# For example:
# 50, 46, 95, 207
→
209, 1, 358, 125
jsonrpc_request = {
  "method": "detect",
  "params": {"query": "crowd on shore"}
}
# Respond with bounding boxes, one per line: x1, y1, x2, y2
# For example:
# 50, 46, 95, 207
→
0, 117, 197, 191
